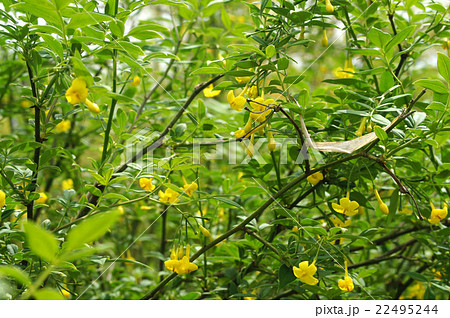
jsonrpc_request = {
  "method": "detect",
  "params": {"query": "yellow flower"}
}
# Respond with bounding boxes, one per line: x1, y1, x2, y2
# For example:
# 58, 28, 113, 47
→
199, 224, 212, 240
428, 202, 448, 224
55, 120, 71, 133
293, 260, 319, 285
65, 78, 100, 114
227, 90, 246, 111
244, 290, 257, 300
65, 78, 88, 104
234, 129, 246, 139
244, 117, 253, 133
322, 29, 328, 47
268, 130, 276, 151
245, 134, 255, 158
332, 193, 359, 216
330, 215, 351, 228
0, 190, 5, 209
164, 245, 198, 275
334, 58, 354, 79
139, 178, 155, 191
292, 225, 299, 233
247, 86, 258, 99
181, 179, 198, 197
203, 84, 220, 97
338, 260, 354, 292
85, 99, 100, 114
36, 192, 48, 204
358, 206, 365, 215
405, 282, 425, 299
118, 206, 125, 215
158, 188, 180, 204
355, 117, 367, 137
249, 97, 274, 122
62, 178, 74, 190
131, 76, 141, 87
307, 171, 324, 186
325, 0, 334, 13
125, 250, 136, 266
236, 76, 250, 84
218, 208, 225, 220
61, 286, 71, 299
374, 189, 390, 215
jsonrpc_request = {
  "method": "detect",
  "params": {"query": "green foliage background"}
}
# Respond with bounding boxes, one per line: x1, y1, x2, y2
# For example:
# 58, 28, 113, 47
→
0, 0, 449, 300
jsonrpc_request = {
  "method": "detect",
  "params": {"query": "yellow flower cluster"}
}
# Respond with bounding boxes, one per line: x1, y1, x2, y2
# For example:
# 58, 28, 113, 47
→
164, 245, 198, 275
293, 260, 319, 285
65, 78, 100, 114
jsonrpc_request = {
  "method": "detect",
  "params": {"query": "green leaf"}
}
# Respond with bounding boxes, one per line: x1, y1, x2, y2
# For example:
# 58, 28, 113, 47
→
348, 48, 382, 57
39, 33, 64, 60
265, 44, 276, 59
127, 27, 163, 40
405, 271, 429, 282
226, 70, 255, 77
374, 126, 388, 142
71, 54, 93, 86
0, 265, 32, 287
384, 26, 415, 53
67, 12, 114, 29
109, 41, 145, 59
414, 79, 448, 94
426, 102, 446, 111
367, 28, 390, 49
437, 52, 450, 83
213, 196, 243, 210
279, 264, 296, 288
228, 44, 265, 56
198, 99, 206, 120
54, 0, 71, 10
190, 67, 223, 75
34, 288, 65, 300
102, 193, 129, 201
63, 210, 120, 252
11, 0, 60, 25
24, 222, 59, 262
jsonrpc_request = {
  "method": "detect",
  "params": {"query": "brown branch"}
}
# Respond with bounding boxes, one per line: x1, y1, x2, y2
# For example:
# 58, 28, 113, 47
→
348, 239, 416, 269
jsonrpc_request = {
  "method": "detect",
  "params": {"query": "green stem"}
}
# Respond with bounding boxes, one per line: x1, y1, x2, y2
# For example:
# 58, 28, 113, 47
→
26, 61, 41, 221
101, 50, 118, 165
